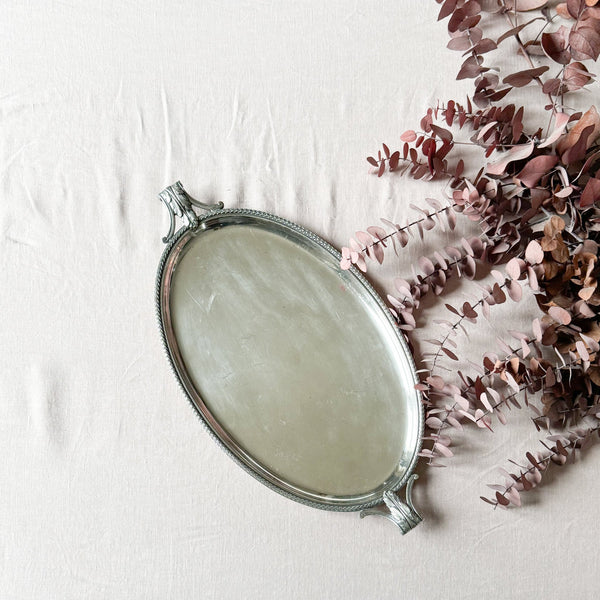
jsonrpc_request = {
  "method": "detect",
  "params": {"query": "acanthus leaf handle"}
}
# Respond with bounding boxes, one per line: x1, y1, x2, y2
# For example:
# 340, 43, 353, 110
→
159, 181, 224, 244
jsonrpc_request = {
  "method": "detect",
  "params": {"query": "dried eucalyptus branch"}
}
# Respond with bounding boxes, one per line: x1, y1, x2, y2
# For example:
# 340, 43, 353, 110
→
342, 0, 600, 506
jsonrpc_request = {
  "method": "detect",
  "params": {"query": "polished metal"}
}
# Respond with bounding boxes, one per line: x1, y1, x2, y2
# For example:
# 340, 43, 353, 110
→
156, 182, 424, 533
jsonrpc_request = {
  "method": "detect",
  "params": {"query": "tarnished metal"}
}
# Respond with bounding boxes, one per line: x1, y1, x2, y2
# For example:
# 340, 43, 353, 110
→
155, 181, 424, 532
159, 181, 223, 243
360, 474, 422, 534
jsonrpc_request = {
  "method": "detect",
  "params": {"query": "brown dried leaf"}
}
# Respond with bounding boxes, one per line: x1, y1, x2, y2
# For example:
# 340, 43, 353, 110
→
492, 283, 506, 303
541, 26, 571, 64
430, 124, 453, 141
570, 25, 600, 61
556, 3, 572, 18
580, 177, 600, 207
496, 491, 510, 506
462, 302, 478, 318
457, 55, 485, 80
569, 0, 586, 16
497, 18, 544, 44
438, 0, 458, 21
557, 106, 600, 155
563, 62, 592, 92
503, 66, 549, 87
442, 347, 459, 361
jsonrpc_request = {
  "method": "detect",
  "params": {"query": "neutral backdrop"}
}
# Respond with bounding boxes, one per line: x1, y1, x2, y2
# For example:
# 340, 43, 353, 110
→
1, 2, 598, 599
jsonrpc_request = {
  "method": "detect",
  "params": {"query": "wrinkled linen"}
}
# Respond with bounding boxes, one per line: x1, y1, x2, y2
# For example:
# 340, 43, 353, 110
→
0, 2, 598, 599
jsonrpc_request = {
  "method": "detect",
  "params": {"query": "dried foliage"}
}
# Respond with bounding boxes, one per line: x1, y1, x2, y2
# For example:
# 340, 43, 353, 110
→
344, 0, 600, 507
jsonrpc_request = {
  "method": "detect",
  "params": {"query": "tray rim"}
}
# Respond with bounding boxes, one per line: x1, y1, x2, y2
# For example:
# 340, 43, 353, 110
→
155, 207, 424, 512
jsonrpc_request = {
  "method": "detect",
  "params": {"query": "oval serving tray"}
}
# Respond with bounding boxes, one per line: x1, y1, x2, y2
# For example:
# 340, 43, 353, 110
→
156, 182, 424, 533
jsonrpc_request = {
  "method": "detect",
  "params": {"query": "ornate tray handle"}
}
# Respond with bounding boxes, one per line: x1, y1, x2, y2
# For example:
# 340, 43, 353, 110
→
159, 181, 224, 244
360, 475, 422, 534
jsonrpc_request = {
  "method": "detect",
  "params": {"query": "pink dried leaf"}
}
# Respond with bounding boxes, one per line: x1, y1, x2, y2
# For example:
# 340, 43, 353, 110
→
367, 225, 387, 241
496, 408, 507, 426
576, 340, 590, 361
516, 155, 559, 188
548, 305, 572, 325
486, 140, 534, 175
506, 487, 522, 507
477, 120, 498, 140
525, 240, 544, 264
506, 257, 522, 280
505, 371, 520, 393
508, 280, 523, 302
372, 242, 384, 264
417, 256, 435, 276
425, 197, 442, 211
400, 130, 417, 142
491, 270, 505, 284
354, 255, 367, 272
446, 209, 456, 231
580, 333, 600, 352
480, 392, 493, 412
487, 484, 506, 492
459, 410, 477, 423
527, 266, 539, 291
475, 409, 490, 429
427, 375, 446, 390
418, 449, 436, 458
426, 416, 444, 429
434, 442, 454, 458
354, 230, 372, 248
453, 394, 470, 410
447, 416, 463, 430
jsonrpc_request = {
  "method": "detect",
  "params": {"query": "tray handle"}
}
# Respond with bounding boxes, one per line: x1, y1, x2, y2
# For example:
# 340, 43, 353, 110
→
159, 181, 224, 244
360, 474, 422, 534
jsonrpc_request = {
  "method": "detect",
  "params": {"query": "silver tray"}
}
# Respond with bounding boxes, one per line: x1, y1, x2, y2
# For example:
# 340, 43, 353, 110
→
156, 182, 424, 533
